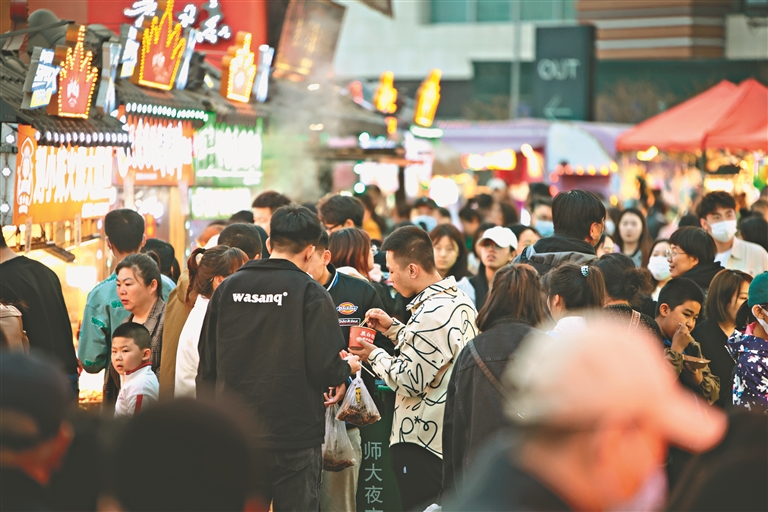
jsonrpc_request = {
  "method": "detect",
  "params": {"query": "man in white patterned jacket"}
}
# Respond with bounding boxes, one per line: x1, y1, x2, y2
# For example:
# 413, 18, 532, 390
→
351, 226, 477, 511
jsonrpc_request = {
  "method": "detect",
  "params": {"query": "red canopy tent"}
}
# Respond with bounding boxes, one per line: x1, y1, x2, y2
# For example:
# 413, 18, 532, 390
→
616, 80, 738, 152
704, 79, 768, 152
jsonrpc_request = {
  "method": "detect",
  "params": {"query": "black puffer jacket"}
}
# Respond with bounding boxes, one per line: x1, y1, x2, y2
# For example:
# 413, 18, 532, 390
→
679, 261, 726, 293
442, 317, 544, 498
514, 234, 597, 275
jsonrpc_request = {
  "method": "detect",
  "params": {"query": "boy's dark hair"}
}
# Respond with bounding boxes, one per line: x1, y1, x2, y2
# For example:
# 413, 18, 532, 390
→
656, 278, 705, 317
437, 207, 451, 219
706, 270, 753, 323
251, 191, 291, 212
552, 190, 606, 240
678, 214, 701, 228
228, 210, 254, 224
112, 322, 152, 351
669, 227, 716, 264
105, 209, 145, 254
116, 253, 163, 298
458, 206, 481, 223
269, 205, 323, 254
696, 191, 736, 219
592, 253, 653, 304
739, 215, 768, 252
381, 226, 436, 272
218, 223, 263, 260
318, 195, 364, 228
142, 239, 180, 284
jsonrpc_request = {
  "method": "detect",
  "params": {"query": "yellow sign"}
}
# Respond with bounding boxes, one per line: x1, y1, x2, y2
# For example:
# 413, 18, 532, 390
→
133, 0, 186, 91
47, 25, 98, 119
221, 32, 257, 103
374, 71, 397, 114
414, 69, 441, 127
461, 149, 517, 171
13, 125, 115, 225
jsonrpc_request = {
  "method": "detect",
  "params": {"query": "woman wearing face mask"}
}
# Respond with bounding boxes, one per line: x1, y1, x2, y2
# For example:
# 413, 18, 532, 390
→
648, 240, 672, 301
615, 208, 653, 268
116, 253, 165, 375
667, 227, 725, 293
175, 245, 249, 398
727, 272, 768, 411
541, 263, 605, 338
691, 269, 752, 409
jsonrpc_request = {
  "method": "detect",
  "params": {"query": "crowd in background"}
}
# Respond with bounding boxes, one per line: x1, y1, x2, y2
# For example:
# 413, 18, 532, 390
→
2, 180, 768, 512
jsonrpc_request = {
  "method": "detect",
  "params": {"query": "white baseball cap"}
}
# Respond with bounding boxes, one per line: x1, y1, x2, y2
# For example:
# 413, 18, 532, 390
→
503, 317, 727, 454
478, 226, 518, 250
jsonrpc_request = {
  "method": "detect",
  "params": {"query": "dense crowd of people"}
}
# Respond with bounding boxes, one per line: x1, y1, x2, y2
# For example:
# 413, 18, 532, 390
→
2, 182, 768, 512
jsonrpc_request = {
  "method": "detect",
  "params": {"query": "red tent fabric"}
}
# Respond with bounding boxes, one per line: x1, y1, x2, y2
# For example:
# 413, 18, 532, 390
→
616, 80, 738, 152
705, 79, 768, 152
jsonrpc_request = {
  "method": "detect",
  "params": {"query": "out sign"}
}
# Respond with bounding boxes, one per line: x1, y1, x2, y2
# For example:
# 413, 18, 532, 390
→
537, 58, 580, 81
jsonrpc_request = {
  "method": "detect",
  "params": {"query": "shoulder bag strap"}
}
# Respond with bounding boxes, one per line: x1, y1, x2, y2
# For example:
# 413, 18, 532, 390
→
467, 340, 524, 419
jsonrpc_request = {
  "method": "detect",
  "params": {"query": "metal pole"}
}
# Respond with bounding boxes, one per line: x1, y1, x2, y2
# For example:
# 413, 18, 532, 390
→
510, 0, 521, 119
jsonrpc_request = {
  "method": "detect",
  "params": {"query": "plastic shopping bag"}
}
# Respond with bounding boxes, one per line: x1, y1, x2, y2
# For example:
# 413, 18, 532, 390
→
322, 403, 357, 472
336, 371, 381, 427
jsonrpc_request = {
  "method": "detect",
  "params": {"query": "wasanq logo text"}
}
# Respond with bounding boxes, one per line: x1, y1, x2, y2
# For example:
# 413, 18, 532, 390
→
232, 292, 287, 306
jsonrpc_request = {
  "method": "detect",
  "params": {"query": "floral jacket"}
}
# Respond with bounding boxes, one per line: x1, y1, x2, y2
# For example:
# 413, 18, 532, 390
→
368, 277, 477, 458
726, 324, 768, 411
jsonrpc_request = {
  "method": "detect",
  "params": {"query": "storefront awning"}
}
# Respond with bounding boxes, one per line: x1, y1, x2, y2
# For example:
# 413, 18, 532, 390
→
115, 80, 209, 126
0, 60, 130, 147
704, 79, 768, 153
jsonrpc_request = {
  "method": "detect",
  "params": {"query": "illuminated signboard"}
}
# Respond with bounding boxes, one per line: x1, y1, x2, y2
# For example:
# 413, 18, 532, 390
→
13, 125, 116, 225
194, 119, 263, 186
413, 69, 442, 128
221, 32, 257, 103
47, 25, 99, 119
95, 42, 122, 115
373, 71, 397, 114
132, 0, 186, 91
21, 47, 59, 110
117, 115, 195, 186
273, 0, 346, 81
189, 187, 251, 220
125, 0, 232, 45
460, 149, 517, 171
119, 25, 140, 78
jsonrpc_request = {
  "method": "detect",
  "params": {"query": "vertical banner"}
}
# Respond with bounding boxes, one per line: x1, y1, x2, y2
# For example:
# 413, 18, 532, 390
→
273, 0, 346, 82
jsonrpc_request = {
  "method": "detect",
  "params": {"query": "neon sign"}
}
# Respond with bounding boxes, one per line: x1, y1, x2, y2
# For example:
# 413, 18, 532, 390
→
189, 187, 251, 220
254, 44, 274, 103
96, 42, 122, 115
414, 69, 442, 128
221, 31, 257, 103
125, 0, 231, 44
374, 71, 397, 114
133, 0, 186, 91
47, 25, 99, 119
21, 47, 59, 110
194, 119, 263, 186
460, 150, 517, 171
118, 115, 195, 185
13, 125, 116, 225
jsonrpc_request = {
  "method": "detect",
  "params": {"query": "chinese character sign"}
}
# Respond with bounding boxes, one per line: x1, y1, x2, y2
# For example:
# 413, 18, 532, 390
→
194, 119, 263, 186
13, 125, 116, 225
21, 47, 59, 110
133, 0, 187, 91
220, 32, 257, 103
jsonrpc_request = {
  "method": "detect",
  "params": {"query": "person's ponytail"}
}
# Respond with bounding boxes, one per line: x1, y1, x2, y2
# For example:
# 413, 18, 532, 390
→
186, 247, 206, 306
581, 265, 606, 309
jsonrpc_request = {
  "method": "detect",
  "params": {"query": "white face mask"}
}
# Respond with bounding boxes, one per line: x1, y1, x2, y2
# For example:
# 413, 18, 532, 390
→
757, 307, 768, 334
709, 219, 737, 243
647, 256, 671, 282
605, 219, 616, 236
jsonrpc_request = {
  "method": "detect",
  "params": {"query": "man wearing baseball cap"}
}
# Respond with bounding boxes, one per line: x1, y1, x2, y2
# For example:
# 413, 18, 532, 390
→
446, 317, 727, 511
458, 226, 517, 310
0, 352, 75, 510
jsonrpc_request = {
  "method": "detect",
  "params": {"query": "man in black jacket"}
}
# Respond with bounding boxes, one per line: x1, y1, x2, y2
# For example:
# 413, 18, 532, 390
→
515, 190, 606, 275
308, 230, 395, 512
197, 205, 360, 511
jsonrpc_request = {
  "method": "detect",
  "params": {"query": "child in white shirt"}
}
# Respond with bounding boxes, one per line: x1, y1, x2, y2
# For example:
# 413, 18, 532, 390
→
112, 322, 159, 417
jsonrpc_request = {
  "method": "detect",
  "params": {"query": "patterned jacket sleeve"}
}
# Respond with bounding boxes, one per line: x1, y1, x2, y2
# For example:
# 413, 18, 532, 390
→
368, 308, 467, 398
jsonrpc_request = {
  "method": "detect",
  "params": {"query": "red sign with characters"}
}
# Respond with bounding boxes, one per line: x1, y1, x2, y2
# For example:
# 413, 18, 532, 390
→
47, 25, 99, 119
131, 0, 186, 90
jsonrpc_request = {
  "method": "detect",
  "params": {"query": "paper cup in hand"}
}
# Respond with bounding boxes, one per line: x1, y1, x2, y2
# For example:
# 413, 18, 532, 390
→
349, 326, 376, 349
